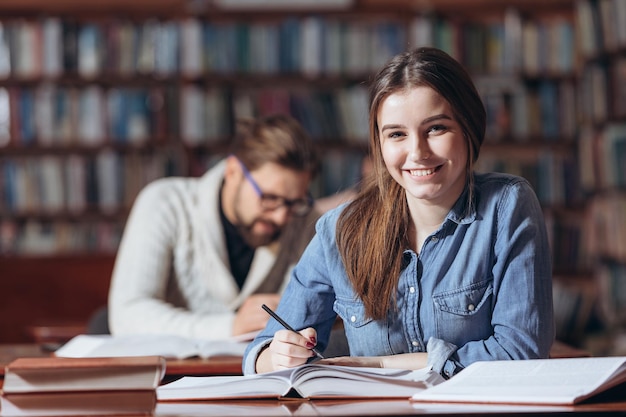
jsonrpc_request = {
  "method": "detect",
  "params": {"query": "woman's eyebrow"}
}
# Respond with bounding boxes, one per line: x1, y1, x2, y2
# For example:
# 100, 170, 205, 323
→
380, 124, 405, 132
421, 114, 453, 125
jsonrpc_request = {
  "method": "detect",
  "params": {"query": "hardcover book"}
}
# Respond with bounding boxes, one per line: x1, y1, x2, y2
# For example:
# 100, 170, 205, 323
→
2, 356, 165, 394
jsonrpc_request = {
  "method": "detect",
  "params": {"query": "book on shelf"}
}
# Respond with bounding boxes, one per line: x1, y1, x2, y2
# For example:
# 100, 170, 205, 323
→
2, 356, 165, 394
156, 364, 445, 401
0, 391, 156, 417
411, 356, 626, 405
54, 333, 254, 360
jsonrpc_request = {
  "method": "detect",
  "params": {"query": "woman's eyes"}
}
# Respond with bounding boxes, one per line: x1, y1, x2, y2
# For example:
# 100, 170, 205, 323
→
388, 130, 405, 139
385, 124, 448, 139
427, 124, 448, 135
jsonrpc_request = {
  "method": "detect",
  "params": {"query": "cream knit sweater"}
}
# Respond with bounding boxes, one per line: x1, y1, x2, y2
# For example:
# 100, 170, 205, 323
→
108, 161, 318, 340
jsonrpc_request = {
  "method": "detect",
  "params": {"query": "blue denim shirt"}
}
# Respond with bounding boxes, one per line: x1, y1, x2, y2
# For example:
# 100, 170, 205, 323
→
243, 172, 554, 377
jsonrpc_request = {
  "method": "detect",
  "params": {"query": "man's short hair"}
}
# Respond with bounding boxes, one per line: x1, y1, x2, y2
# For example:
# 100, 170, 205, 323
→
230, 114, 320, 176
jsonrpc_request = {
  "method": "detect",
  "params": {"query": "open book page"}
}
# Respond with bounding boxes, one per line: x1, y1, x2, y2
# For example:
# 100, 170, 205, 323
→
411, 356, 626, 405
157, 364, 444, 400
54, 334, 250, 359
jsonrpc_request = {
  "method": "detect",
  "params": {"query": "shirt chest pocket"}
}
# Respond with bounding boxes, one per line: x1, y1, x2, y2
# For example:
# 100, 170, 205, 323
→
432, 280, 493, 346
334, 298, 393, 355
335, 299, 372, 328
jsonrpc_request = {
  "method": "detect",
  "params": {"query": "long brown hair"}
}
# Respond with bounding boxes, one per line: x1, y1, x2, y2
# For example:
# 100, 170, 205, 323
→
336, 47, 486, 320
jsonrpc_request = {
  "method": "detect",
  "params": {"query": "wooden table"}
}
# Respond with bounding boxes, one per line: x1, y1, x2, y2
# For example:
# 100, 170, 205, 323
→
1, 343, 626, 416
0, 340, 589, 379
0, 343, 243, 379
154, 398, 626, 416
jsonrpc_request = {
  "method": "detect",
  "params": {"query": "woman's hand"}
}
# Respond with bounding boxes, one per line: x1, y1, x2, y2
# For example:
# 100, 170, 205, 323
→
255, 327, 319, 373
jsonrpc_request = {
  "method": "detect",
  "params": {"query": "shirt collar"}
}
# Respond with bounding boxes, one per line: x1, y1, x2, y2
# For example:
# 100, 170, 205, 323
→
445, 180, 477, 226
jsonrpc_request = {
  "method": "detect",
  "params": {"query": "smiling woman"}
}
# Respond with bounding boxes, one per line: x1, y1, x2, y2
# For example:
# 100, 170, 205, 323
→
244, 47, 554, 379
378, 86, 468, 242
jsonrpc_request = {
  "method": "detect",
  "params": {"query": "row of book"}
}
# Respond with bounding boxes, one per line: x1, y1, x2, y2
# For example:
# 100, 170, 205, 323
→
578, 57, 626, 124
596, 261, 626, 329
0, 203, 593, 267
0, 219, 123, 255
476, 149, 582, 208
0, 147, 582, 218
587, 194, 626, 262
552, 275, 596, 344
0, 149, 366, 217
545, 209, 590, 273
0, 78, 580, 148
576, 0, 626, 58
477, 77, 578, 142
0, 150, 184, 215
0, 83, 368, 146
578, 123, 626, 192
0, 11, 576, 80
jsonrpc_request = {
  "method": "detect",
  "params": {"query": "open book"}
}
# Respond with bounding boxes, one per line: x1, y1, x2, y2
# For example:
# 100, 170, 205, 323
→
411, 356, 626, 405
54, 333, 253, 359
156, 363, 445, 400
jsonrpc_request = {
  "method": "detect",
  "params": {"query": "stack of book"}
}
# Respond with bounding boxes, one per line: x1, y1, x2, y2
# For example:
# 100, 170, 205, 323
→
0, 356, 165, 416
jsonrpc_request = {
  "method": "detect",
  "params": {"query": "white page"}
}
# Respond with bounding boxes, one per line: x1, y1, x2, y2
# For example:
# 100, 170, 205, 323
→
55, 334, 248, 359
412, 356, 626, 405
157, 364, 443, 400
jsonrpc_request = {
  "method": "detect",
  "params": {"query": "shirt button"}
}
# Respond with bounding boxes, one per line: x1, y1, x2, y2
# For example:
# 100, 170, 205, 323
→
431, 237, 439, 243
409, 286, 415, 293
412, 341, 419, 347
350, 316, 356, 323
468, 304, 475, 311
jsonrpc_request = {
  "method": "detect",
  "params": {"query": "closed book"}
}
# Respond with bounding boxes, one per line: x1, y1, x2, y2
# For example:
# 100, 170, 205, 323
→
0, 390, 156, 416
2, 356, 166, 394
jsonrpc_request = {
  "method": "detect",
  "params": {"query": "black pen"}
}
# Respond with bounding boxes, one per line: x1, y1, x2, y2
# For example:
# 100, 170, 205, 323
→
261, 304, 325, 359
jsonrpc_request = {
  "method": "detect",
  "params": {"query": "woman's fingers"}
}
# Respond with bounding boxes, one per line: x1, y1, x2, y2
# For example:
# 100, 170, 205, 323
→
269, 329, 317, 369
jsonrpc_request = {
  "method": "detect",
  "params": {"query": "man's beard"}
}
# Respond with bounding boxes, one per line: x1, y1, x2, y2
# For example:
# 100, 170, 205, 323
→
231, 183, 282, 247
235, 219, 281, 248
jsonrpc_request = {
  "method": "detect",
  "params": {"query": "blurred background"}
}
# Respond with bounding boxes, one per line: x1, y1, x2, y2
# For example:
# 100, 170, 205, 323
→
0, 0, 624, 357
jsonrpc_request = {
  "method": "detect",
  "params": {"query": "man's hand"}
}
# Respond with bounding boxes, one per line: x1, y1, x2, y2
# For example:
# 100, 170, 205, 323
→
233, 293, 280, 336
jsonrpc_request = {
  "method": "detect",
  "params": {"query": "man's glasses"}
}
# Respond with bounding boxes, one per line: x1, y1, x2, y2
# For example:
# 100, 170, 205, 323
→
237, 158, 314, 217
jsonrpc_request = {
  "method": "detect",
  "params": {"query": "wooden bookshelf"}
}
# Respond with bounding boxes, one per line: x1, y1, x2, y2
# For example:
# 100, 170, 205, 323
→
0, 0, 600, 345
573, 0, 626, 355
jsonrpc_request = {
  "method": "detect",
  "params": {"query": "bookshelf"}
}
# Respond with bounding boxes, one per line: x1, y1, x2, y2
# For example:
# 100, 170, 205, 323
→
574, 0, 626, 356
0, 0, 597, 345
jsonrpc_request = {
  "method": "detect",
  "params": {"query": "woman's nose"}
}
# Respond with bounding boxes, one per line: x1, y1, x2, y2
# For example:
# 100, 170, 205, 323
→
409, 136, 431, 161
